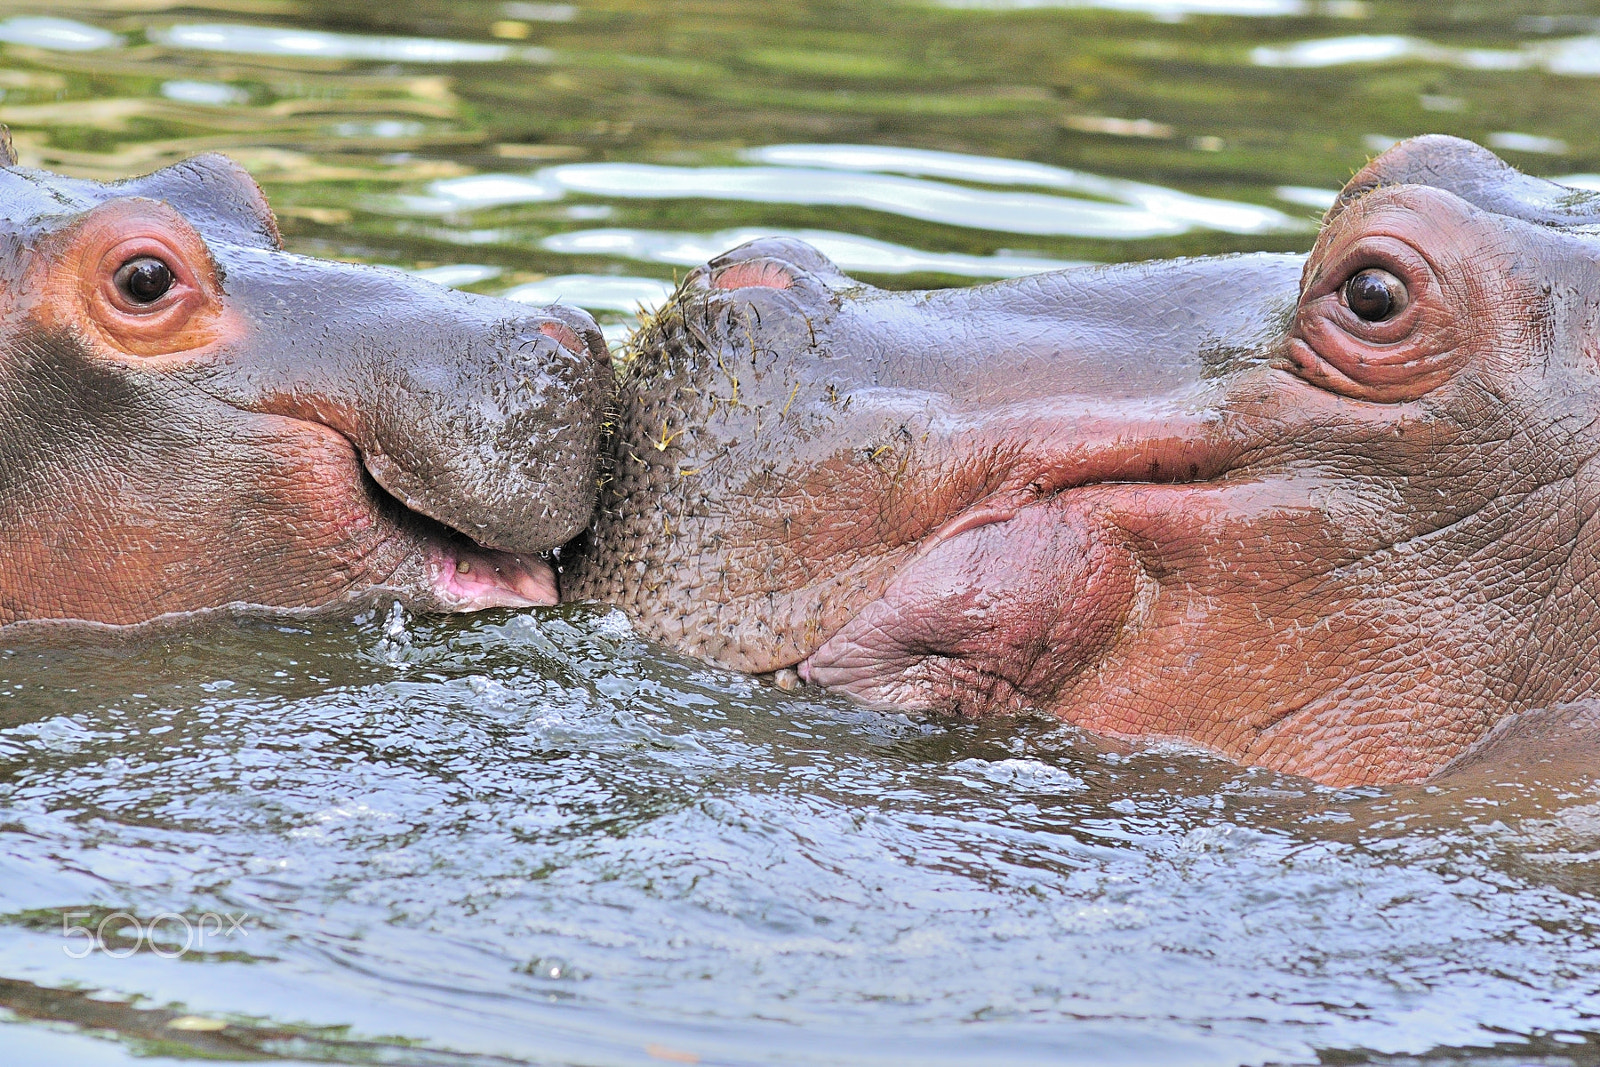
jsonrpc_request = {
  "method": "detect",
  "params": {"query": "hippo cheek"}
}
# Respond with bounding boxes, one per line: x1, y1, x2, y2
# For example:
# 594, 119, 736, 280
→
799, 502, 1148, 713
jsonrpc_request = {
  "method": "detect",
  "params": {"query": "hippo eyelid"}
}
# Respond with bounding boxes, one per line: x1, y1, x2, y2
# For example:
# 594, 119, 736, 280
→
1287, 199, 1479, 402
21, 197, 240, 361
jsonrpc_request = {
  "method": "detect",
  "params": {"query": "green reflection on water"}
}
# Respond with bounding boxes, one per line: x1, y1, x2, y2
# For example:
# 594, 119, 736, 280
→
4, 0, 1598, 313
6, 3, 1600, 1065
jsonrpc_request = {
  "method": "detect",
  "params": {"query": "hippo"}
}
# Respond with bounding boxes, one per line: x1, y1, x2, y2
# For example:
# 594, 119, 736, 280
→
0, 142, 611, 628
559, 135, 1600, 787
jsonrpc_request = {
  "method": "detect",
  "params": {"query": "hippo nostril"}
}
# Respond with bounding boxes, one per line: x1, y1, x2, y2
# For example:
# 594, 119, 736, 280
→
708, 237, 851, 286
539, 321, 588, 359
536, 304, 610, 365
713, 261, 795, 291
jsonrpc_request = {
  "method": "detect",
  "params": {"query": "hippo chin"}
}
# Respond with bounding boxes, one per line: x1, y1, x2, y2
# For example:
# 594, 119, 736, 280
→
560, 135, 1600, 787
0, 149, 611, 627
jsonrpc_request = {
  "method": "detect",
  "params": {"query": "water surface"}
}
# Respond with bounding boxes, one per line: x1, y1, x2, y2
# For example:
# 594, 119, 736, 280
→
3, 1, 1600, 1063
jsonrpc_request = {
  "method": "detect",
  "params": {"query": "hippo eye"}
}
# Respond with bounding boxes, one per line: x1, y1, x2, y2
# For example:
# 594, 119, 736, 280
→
113, 256, 174, 305
1343, 268, 1406, 322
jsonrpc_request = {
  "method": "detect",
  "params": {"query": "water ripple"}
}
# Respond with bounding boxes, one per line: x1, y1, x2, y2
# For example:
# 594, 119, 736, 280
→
541, 227, 1089, 277
0, 16, 119, 52
501, 274, 676, 312
746, 143, 1302, 233
1253, 33, 1600, 76
928, 0, 1362, 16
416, 151, 1304, 239
153, 23, 551, 64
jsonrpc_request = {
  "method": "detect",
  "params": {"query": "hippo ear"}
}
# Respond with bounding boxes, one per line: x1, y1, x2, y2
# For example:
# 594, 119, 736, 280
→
1329, 134, 1600, 230
0, 126, 17, 168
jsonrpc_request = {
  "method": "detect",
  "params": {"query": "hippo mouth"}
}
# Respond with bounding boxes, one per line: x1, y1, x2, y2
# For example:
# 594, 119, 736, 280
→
319, 420, 561, 613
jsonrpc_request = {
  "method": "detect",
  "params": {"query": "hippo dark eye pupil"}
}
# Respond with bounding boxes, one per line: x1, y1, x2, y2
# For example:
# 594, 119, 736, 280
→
115, 257, 174, 304
1344, 268, 1402, 322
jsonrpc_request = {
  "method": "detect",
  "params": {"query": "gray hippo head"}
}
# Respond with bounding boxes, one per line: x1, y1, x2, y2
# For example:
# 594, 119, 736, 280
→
0, 148, 611, 627
560, 136, 1600, 786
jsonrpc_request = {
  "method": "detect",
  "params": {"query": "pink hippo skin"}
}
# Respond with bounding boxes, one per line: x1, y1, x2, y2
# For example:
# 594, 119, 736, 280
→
0, 148, 611, 625
560, 136, 1600, 786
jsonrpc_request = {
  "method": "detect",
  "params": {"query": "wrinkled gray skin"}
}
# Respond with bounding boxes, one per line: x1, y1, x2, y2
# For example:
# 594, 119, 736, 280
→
560, 136, 1600, 786
0, 151, 610, 625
